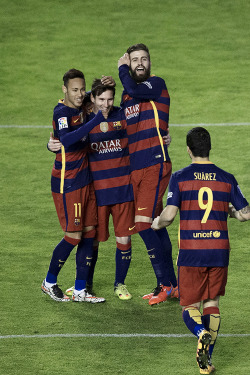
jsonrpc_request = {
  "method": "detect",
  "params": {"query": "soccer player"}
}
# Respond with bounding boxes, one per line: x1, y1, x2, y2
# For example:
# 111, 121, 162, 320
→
152, 127, 250, 374
118, 43, 178, 305
42, 69, 107, 303
85, 79, 136, 300
48, 78, 136, 300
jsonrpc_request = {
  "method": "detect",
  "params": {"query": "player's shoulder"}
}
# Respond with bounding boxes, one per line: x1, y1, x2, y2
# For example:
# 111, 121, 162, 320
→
212, 164, 236, 182
107, 106, 124, 120
54, 101, 70, 116
53, 101, 78, 119
148, 75, 166, 85
172, 164, 193, 180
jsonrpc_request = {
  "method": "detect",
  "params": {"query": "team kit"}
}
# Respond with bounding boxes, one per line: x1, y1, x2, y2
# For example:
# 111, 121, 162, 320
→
41, 44, 250, 374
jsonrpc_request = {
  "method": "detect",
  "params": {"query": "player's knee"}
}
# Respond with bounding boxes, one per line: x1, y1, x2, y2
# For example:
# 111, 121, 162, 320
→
64, 234, 81, 246
116, 239, 131, 251
82, 227, 96, 239
116, 236, 131, 245
135, 222, 152, 232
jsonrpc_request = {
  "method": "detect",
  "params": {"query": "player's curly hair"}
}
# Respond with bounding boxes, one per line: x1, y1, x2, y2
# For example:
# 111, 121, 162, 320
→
126, 43, 150, 60
63, 69, 85, 87
91, 79, 115, 98
187, 127, 211, 157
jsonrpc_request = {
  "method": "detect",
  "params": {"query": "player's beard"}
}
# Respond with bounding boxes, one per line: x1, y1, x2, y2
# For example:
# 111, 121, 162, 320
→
130, 66, 151, 83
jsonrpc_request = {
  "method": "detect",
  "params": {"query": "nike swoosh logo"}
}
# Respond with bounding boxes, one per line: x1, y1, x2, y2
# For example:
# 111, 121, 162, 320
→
138, 207, 147, 211
129, 226, 135, 231
73, 118, 79, 123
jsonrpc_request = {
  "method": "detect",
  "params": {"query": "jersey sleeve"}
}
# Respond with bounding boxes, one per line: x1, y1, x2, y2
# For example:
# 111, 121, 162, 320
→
166, 173, 181, 208
119, 64, 164, 100
53, 106, 74, 140
230, 176, 249, 210
60, 111, 105, 148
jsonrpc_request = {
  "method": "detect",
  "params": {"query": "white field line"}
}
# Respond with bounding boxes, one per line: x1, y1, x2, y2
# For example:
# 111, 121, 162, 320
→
0, 123, 250, 129
0, 333, 249, 340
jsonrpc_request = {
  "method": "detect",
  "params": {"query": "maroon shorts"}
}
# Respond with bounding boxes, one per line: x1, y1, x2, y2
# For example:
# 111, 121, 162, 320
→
178, 266, 228, 306
96, 201, 136, 242
131, 162, 172, 219
52, 183, 97, 232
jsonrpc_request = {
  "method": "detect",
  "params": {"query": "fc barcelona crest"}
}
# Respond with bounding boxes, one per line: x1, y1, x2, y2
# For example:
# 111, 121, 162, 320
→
74, 218, 81, 226
113, 121, 122, 130
100, 122, 109, 133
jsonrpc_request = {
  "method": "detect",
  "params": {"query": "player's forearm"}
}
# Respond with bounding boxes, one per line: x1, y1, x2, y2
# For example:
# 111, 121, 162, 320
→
158, 216, 174, 228
60, 111, 105, 148
119, 65, 137, 93
152, 206, 177, 230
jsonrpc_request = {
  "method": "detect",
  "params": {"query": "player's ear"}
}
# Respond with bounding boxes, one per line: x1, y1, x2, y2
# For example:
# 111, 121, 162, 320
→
90, 93, 95, 104
187, 146, 192, 158
62, 85, 67, 94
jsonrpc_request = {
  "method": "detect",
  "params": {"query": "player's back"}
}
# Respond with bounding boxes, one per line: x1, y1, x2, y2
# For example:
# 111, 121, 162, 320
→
170, 162, 247, 267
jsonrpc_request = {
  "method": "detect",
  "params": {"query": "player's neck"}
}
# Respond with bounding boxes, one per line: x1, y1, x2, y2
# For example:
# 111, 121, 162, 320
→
191, 156, 210, 163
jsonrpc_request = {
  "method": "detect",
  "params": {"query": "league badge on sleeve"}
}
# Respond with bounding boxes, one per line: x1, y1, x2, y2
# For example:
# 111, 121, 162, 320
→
58, 117, 68, 130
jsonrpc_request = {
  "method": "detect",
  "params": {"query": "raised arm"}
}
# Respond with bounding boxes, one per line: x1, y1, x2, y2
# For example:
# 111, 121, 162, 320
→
118, 56, 163, 100
59, 111, 105, 148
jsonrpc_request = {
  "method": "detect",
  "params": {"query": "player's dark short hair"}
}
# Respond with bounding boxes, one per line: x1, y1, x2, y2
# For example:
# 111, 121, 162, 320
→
63, 69, 85, 87
186, 127, 211, 157
91, 79, 115, 98
127, 43, 150, 60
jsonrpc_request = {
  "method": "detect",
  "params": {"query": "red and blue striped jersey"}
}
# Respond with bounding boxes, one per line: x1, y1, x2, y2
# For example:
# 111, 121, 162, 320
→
167, 162, 248, 267
86, 107, 134, 206
119, 64, 171, 171
51, 101, 91, 194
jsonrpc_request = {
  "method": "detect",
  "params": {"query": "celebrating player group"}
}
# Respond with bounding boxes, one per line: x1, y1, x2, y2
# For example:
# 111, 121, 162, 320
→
41, 43, 250, 375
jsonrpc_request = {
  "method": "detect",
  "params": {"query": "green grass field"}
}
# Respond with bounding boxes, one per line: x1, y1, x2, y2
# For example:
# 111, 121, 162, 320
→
1, 0, 250, 374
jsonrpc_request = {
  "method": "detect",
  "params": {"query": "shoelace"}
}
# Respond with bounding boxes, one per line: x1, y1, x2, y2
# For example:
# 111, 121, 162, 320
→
51, 284, 64, 298
119, 285, 128, 292
152, 285, 162, 296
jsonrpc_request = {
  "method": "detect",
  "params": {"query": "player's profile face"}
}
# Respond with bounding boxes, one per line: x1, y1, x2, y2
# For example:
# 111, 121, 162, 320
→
63, 78, 86, 109
130, 50, 151, 82
92, 90, 114, 114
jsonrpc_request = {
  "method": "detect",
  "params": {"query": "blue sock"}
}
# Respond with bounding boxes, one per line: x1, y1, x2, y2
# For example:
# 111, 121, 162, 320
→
155, 228, 177, 287
46, 236, 79, 283
87, 245, 99, 286
115, 244, 132, 286
183, 307, 206, 338
137, 226, 170, 286
75, 237, 94, 291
